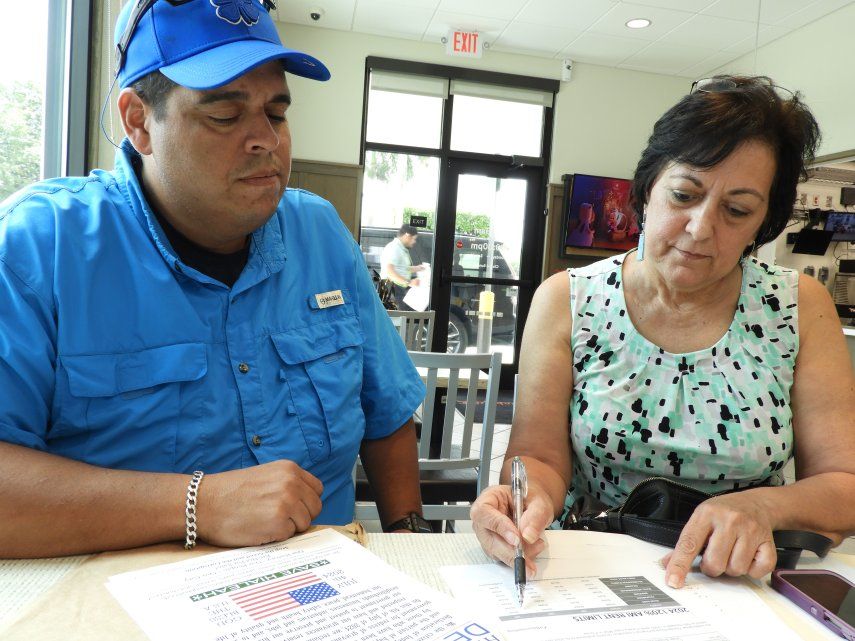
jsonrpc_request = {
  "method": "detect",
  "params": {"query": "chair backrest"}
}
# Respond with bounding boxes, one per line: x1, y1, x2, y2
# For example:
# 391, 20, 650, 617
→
388, 310, 435, 352
411, 350, 502, 498
352, 349, 502, 523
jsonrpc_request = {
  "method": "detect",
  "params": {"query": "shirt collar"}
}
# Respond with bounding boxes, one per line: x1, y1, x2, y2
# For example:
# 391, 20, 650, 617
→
113, 139, 286, 285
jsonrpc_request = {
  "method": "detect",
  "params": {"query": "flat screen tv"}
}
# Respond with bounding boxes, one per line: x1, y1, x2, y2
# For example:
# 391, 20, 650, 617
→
562, 173, 639, 256
792, 229, 834, 255
824, 212, 855, 242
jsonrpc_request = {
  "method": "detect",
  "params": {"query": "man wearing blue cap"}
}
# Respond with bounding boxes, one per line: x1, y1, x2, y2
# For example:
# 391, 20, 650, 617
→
0, 0, 432, 557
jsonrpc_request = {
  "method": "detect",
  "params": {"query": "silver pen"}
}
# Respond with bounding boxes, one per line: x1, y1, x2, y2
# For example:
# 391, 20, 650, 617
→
511, 456, 528, 607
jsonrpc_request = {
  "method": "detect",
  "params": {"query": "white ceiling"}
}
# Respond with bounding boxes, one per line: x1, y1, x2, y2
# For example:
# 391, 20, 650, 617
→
273, 0, 855, 78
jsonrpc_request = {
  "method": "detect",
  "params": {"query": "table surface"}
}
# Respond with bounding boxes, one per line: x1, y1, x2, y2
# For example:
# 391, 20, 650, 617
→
1, 532, 852, 640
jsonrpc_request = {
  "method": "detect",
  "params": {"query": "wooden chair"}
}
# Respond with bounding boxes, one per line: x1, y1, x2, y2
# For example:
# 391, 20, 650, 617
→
354, 350, 502, 527
388, 310, 435, 352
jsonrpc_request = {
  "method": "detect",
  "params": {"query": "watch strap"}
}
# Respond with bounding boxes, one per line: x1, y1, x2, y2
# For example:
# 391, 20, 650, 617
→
382, 512, 433, 533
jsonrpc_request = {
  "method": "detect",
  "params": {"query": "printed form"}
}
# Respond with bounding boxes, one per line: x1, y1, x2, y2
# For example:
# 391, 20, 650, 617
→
440, 531, 803, 641
107, 529, 465, 641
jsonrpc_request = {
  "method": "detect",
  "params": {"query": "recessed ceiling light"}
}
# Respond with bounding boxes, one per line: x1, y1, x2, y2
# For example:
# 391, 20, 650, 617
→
626, 18, 651, 29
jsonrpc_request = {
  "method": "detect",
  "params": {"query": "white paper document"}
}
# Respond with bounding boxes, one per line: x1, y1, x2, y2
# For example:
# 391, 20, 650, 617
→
107, 529, 462, 641
403, 264, 431, 311
440, 531, 801, 641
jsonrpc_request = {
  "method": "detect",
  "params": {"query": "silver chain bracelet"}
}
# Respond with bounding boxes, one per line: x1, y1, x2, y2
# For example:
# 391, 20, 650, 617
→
184, 470, 205, 550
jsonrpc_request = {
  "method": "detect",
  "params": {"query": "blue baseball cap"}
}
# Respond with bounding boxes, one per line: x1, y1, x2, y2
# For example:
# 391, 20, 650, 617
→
115, 0, 330, 90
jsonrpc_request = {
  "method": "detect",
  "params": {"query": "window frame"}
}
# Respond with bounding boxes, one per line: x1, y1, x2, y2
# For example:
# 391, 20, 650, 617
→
360, 56, 558, 170
43, 0, 93, 179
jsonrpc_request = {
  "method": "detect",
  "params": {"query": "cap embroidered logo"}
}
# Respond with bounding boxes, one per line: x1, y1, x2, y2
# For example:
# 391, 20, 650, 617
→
210, 0, 262, 27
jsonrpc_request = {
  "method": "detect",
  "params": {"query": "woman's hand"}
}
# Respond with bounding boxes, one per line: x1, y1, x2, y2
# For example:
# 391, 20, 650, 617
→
470, 484, 554, 578
663, 490, 776, 588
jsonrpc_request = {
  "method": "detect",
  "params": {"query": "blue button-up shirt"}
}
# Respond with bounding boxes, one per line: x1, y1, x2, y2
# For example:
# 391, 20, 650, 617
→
0, 141, 424, 524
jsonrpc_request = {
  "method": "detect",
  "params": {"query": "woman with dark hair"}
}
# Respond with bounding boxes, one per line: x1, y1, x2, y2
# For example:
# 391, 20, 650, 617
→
471, 76, 855, 588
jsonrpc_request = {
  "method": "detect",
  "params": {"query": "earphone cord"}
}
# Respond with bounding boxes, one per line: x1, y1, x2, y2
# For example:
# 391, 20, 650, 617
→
99, 72, 122, 152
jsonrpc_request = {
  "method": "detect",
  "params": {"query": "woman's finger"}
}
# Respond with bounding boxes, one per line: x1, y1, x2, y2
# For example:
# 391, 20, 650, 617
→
724, 534, 763, 577
699, 525, 738, 578
665, 520, 711, 588
519, 494, 555, 544
746, 540, 777, 579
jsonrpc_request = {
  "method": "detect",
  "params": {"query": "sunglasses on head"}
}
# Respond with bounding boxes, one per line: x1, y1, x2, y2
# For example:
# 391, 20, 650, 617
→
115, 0, 277, 74
690, 76, 793, 100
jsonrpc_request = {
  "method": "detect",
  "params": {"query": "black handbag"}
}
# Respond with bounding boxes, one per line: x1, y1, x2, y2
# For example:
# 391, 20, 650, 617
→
370, 269, 398, 311
561, 477, 832, 569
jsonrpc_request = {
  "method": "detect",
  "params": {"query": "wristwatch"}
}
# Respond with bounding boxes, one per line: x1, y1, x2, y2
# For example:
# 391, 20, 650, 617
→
382, 512, 433, 533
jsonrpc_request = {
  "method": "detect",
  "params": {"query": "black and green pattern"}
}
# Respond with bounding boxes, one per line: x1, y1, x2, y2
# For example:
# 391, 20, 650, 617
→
561, 254, 797, 522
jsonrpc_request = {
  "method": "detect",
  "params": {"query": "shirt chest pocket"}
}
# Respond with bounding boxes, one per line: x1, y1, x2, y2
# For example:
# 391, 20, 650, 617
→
56, 343, 207, 469
270, 319, 365, 463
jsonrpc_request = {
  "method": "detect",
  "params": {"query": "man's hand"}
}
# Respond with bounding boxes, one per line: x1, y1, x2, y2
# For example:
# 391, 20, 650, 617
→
470, 484, 551, 578
198, 460, 323, 547
409, 278, 420, 287
662, 490, 776, 588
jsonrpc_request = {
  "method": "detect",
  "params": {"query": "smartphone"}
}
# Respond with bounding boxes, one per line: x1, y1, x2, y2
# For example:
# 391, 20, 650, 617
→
771, 569, 855, 640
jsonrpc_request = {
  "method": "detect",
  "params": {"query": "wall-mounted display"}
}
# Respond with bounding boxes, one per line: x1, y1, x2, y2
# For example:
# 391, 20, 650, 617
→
561, 173, 639, 256
824, 212, 855, 242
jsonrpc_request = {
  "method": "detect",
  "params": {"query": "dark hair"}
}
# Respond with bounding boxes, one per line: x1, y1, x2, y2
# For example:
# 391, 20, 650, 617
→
398, 224, 418, 236
631, 75, 820, 253
131, 71, 179, 121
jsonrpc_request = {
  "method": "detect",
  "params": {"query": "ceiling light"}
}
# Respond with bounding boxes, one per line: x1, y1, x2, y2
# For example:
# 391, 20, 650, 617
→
626, 18, 651, 29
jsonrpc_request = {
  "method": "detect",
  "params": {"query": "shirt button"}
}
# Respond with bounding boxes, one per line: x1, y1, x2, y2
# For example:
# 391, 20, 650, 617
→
238, 363, 250, 374
252, 435, 262, 446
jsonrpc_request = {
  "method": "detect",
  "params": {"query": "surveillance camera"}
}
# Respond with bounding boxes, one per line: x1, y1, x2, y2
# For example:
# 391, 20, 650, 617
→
309, 8, 324, 21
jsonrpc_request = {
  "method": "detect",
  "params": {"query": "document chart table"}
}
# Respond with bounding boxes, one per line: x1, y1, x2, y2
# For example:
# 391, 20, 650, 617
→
0, 532, 852, 640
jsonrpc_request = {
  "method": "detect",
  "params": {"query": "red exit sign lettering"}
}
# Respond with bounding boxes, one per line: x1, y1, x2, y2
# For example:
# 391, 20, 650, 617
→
446, 29, 482, 58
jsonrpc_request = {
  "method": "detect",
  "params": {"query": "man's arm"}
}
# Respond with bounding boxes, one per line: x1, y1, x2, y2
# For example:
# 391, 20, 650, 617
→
383, 262, 412, 287
0, 442, 324, 558
358, 419, 423, 530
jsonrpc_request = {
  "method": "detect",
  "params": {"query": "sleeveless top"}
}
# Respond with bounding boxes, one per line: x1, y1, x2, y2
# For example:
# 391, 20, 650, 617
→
561, 252, 799, 521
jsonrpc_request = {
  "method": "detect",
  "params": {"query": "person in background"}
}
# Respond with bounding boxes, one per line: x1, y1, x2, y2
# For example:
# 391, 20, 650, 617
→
472, 75, 855, 587
0, 0, 433, 558
380, 223, 425, 310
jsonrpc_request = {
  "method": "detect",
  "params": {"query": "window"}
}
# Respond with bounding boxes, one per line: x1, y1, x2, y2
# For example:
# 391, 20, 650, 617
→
0, 2, 50, 200
365, 72, 446, 149
0, 0, 91, 202
360, 58, 557, 362
450, 95, 544, 157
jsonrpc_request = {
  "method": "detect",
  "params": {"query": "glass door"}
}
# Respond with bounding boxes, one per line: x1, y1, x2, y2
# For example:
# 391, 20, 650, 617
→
431, 158, 543, 386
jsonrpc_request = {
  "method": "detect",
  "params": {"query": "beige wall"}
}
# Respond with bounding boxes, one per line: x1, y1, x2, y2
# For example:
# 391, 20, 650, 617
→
712, 3, 855, 286
714, 2, 855, 160
88, 8, 686, 184
90, 3, 855, 179
279, 24, 687, 184
89, 0, 124, 175
88, 3, 855, 283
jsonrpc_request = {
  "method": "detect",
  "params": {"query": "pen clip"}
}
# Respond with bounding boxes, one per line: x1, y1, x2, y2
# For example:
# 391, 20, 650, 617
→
511, 457, 528, 498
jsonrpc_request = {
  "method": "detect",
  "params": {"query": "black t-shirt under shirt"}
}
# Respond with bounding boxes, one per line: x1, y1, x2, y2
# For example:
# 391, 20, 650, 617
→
154, 209, 250, 288
132, 155, 250, 287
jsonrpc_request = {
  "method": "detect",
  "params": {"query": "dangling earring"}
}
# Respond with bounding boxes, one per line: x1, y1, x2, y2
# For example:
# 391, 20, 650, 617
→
636, 206, 646, 261
742, 240, 756, 263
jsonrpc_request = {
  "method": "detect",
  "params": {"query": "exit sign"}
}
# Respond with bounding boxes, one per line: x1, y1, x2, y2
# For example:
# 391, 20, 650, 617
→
446, 29, 482, 58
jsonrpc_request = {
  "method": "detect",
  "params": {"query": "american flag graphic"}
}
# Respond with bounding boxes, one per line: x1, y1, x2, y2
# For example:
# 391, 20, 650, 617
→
230, 571, 339, 620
